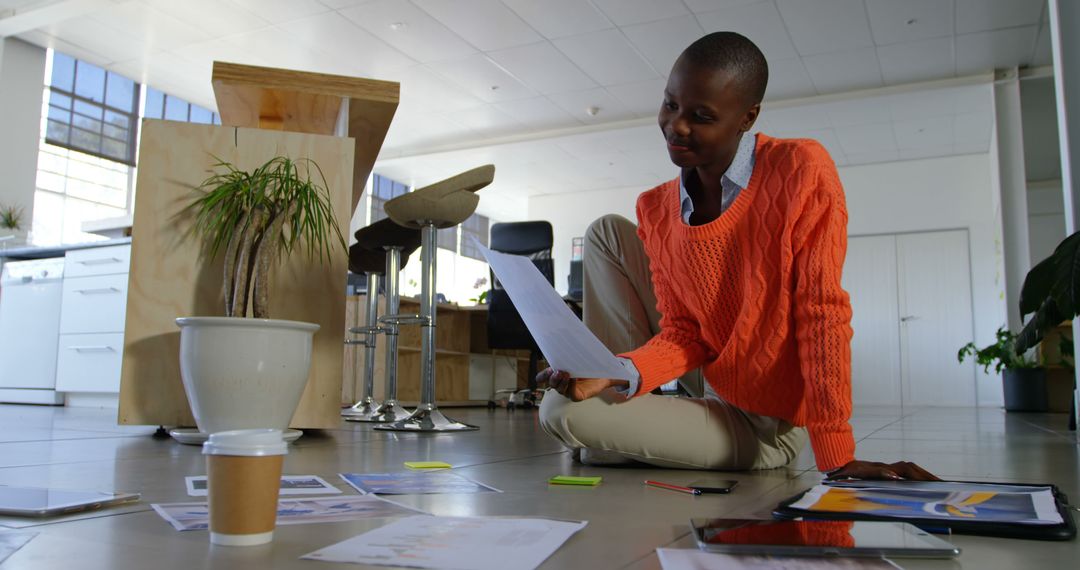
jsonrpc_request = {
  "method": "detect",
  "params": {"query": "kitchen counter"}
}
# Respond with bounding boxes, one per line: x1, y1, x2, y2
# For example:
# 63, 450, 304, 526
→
0, 237, 132, 260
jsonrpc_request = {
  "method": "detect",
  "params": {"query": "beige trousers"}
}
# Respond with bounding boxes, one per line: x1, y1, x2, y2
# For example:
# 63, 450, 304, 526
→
539, 214, 807, 470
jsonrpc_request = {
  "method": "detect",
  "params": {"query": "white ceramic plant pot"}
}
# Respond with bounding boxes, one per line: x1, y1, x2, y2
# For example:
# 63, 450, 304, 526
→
176, 317, 320, 434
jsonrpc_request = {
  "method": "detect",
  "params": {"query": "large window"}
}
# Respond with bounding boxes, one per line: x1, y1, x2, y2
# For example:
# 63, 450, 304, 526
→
460, 213, 490, 261
32, 49, 228, 246
44, 52, 139, 166
33, 140, 131, 246
143, 87, 221, 125
370, 173, 409, 223
438, 227, 458, 251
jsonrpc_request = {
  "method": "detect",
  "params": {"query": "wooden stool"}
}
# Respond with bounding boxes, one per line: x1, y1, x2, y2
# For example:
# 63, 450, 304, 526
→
345, 219, 420, 423
376, 165, 494, 432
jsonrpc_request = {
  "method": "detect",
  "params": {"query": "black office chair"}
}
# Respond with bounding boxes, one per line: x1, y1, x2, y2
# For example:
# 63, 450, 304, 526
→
486, 221, 553, 409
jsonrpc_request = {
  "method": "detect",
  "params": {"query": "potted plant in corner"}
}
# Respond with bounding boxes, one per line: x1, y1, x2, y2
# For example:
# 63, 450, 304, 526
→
0, 203, 24, 245
177, 156, 346, 435
959, 327, 1046, 412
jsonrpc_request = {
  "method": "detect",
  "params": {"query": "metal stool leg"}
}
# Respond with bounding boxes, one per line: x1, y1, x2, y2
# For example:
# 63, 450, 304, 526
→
377, 223, 478, 432
366, 246, 411, 423
342, 272, 382, 419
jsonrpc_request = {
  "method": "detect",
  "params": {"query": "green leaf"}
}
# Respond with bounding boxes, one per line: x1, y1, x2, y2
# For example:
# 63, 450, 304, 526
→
1046, 231, 1080, 318
1019, 254, 1057, 317
1016, 297, 1065, 354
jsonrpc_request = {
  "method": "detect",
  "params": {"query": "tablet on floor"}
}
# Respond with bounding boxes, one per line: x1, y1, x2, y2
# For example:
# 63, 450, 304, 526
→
0, 486, 140, 517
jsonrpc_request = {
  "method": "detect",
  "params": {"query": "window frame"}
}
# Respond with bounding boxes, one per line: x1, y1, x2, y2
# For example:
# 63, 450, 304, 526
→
460, 213, 490, 261
369, 173, 409, 223
142, 86, 221, 125
45, 56, 141, 167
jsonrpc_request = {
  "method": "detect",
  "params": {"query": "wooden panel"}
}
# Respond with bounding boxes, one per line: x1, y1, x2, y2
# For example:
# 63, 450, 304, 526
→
341, 295, 364, 405
397, 299, 471, 354
394, 353, 471, 402
346, 99, 399, 215
119, 121, 354, 429
212, 62, 399, 215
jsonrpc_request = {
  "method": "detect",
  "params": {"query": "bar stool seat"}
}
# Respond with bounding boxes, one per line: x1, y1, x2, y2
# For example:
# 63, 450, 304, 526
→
384, 165, 493, 229
348, 218, 420, 274
376, 164, 495, 433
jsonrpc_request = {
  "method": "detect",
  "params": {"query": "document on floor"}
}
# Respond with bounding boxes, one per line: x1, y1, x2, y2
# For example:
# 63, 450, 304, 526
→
790, 482, 1064, 525
340, 472, 501, 495
151, 495, 425, 531
477, 242, 634, 380
657, 549, 900, 570
185, 475, 340, 497
301, 515, 587, 570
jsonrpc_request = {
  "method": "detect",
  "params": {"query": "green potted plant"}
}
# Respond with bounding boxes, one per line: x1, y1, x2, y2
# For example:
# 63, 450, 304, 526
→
0, 203, 24, 244
176, 156, 346, 435
959, 326, 1046, 412
0, 203, 23, 233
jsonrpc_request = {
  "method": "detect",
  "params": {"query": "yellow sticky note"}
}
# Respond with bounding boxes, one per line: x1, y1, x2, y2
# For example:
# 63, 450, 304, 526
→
548, 475, 602, 486
405, 461, 453, 470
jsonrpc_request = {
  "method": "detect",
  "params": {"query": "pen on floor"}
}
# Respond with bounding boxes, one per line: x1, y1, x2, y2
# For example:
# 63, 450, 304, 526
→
644, 480, 702, 495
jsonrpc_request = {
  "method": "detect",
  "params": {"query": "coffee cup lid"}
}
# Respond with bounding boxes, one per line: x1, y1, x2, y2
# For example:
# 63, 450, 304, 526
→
202, 429, 288, 456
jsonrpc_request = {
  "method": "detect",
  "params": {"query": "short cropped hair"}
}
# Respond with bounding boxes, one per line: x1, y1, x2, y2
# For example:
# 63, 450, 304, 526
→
680, 32, 769, 105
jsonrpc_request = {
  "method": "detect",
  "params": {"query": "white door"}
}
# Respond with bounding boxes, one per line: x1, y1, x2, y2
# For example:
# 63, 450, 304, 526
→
843, 236, 903, 406
896, 230, 977, 406
845, 230, 976, 407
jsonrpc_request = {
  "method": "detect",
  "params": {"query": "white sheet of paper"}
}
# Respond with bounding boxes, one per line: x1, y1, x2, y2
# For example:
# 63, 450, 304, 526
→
478, 243, 634, 380
302, 515, 587, 570
184, 475, 341, 497
657, 549, 901, 570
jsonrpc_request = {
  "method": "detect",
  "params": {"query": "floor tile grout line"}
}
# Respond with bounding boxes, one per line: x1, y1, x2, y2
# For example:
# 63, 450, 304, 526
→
619, 530, 692, 569
0, 454, 188, 471
450, 450, 571, 470
1015, 416, 1078, 442
854, 413, 910, 443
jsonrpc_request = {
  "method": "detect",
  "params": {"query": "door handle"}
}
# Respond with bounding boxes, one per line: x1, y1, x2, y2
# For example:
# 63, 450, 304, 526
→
75, 287, 121, 295
900, 315, 919, 322
68, 346, 115, 353
77, 257, 122, 266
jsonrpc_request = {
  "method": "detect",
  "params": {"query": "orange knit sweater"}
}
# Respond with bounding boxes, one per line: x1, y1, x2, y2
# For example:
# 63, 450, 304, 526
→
623, 134, 855, 472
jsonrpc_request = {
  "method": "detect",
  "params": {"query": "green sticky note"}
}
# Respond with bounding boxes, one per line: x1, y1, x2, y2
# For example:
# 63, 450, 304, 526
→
548, 475, 602, 486
404, 461, 453, 470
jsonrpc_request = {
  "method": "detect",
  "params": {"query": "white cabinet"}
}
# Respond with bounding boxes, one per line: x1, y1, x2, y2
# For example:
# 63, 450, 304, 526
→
64, 245, 131, 278
55, 244, 131, 393
55, 333, 125, 393
59, 273, 128, 334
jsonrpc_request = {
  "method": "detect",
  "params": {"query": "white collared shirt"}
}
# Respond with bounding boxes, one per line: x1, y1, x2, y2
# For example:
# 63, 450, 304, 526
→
678, 132, 756, 224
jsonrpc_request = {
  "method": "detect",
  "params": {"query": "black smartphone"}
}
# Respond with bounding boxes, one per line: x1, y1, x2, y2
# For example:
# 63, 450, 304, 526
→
688, 479, 738, 494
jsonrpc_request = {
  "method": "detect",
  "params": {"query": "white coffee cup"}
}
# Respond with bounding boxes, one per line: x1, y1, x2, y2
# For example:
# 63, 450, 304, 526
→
202, 429, 288, 546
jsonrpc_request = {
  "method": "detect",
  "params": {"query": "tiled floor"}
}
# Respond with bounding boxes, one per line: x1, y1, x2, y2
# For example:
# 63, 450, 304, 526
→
0, 403, 1076, 569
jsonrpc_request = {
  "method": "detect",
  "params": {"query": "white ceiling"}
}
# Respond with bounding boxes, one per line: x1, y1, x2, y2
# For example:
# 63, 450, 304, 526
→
375, 82, 996, 219
1, 0, 1050, 219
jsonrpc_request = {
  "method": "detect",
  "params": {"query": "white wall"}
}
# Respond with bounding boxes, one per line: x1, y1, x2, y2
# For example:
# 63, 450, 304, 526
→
530, 153, 1008, 406
0, 38, 46, 237
1028, 179, 1067, 263
842, 154, 1007, 407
